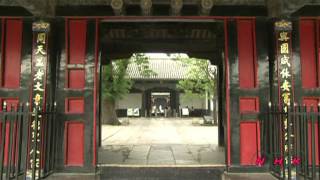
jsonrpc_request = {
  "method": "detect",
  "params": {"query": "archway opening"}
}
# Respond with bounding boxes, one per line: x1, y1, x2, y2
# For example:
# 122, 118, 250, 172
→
98, 21, 226, 166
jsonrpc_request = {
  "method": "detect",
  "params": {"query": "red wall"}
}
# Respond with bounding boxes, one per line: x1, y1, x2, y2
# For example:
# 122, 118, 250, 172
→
237, 20, 257, 89
0, 19, 22, 168
64, 19, 87, 166
65, 122, 84, 166
0, 98, 19, 166
239, 97, 260, 165
1, 19, 22, 88
300, 20, 318, 88
68, 20, 86, 65
66, 20, 87, 89
300, 19, 320, 166
240, 122, 260, 165
68, 69, 85, 89
303, 98, 319, 166
65, 98, 85, 113
237, 19, 260, 166
239, 98, 259, 113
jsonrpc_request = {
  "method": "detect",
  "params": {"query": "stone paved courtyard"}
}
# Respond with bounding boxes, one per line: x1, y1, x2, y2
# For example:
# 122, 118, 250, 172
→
99, 118, 225, 165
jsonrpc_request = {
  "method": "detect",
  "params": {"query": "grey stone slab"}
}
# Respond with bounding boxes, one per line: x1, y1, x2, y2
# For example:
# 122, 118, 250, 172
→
123, 158, 148, 165
132, 145, 151, 152
40, 172, 296, 180
100, 167, 224, 180
128, 153, 148, 160
98, 151, 124, 164
175, 159, 199, 165
171, 144, 189, 151
102, 157, 124, 164
44, 174, 99, 180
129, 145, 150, 159
102, 118, 218, 145
98, 145, 134, 164
172, 152, 195, 161
148, 155, 174, 162
197, 147, 225, 164
128, 155, 148, 161
99, 144, 226, 165
199, 152, 220, 164
147, 159, 176, 165
148, 150, 174, 160
223, 173, 278, 180
147, 147, 175, 164
99, 118, 224, 166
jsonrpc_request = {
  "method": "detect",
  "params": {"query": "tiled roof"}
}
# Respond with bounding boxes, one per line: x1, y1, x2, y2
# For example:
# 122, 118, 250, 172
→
126, 59, 189, 80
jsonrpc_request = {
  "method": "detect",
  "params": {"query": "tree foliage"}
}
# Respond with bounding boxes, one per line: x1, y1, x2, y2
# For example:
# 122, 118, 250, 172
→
102, 59, 132, 103
175, 56, 216, 99
102, 53, 156, 102
101, 53, 156, 124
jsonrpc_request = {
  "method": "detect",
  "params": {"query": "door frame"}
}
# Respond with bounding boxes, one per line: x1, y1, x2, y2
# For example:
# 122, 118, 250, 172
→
95, 16, 232, 167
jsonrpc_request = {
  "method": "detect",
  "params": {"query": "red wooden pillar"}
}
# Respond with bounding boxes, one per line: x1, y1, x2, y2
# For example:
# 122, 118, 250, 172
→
299, 19, 320, 166
0, 19, 23, 167
236, 19, 260, 166
64, 19, 86, 166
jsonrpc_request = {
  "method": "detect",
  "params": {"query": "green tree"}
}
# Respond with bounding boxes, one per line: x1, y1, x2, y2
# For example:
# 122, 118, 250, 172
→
102, 53, 156, 125
176, 56, 216, 100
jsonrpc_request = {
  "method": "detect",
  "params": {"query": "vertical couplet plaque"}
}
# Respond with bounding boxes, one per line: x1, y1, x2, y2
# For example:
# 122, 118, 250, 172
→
275, 19, 293, 178
27, 21, 50, 179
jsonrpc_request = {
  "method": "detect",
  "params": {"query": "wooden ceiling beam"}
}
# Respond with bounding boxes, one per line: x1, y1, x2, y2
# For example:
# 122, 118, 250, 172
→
0, 0, 316, 17
265, 0, 310, 17
2, 0, 57, 16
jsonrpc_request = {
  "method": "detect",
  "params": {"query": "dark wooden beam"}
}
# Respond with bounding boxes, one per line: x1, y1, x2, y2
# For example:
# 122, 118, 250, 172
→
111, 0, 124, 15
17, 0, 56, 16
199, 0, 214, 16
0, 0, 56, 16
170, 0, 183, 16
1, 0, 318, 17
265, 0, 313, 17
140, 0, 152, 16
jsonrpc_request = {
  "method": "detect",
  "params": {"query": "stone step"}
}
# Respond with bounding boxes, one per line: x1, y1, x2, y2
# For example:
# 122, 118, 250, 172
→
43, 167, 277, 180
222, 172, 278, 180
99, 165, 225, 180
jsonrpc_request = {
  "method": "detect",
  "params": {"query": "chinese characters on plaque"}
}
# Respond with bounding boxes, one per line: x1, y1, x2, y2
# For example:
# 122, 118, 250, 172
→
275, 20, 293, 177
28, 21, 50, 179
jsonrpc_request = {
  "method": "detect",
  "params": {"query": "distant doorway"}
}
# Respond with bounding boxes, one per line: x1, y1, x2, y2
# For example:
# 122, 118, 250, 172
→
151, 92, 171, 117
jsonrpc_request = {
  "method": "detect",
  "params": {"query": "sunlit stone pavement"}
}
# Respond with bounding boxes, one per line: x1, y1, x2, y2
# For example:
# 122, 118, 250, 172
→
99, 117, 225, 165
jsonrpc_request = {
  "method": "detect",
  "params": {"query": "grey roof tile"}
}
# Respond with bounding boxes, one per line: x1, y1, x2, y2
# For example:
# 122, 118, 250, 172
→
126, 59, 189, 80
